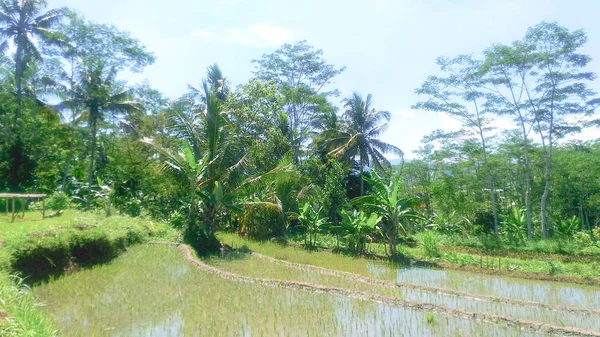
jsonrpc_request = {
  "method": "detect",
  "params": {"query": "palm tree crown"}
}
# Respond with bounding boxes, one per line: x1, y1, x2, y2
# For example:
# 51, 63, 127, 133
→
0, 0, 66, 117
329, 92, 403, 176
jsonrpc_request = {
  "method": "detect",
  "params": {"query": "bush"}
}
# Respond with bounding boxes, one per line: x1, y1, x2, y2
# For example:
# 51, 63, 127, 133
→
240, 203, 285, 240
45, 191, 70, 211
573, 232, 593, 247
593, 227, 600, 240
418, 231, 443, 258
168, 210, 187, 229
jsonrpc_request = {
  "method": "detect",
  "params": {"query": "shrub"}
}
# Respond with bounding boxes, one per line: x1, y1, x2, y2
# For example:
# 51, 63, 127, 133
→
555, 216, 580, 237
593, 227, 600, 240
168, 210, 187, 229
573, 232, 593, 247
45, 191, 70, 211
419, 231, 442, 258
240, 202, 285, 240
185, 229, 221, 256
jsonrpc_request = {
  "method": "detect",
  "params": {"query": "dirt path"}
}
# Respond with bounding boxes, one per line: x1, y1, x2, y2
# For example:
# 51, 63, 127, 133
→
150, 242, 600, 337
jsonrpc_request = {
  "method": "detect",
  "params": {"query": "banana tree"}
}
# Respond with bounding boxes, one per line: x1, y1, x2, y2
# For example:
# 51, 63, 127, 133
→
287, 203, 329, 247
352, 171, 421, 257
339, 209, 381, 255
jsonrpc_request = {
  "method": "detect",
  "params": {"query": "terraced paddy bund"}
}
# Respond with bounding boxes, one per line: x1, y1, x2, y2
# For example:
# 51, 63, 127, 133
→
34, 244, 556, 337
218, 233, 600, 311
207, 252, 600, 332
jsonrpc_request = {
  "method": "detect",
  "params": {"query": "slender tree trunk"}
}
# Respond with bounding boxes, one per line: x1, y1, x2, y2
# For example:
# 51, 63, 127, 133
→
359, 162, 365, 196
539, 84, 556, 238
14, 42, 24, 125
389, 223, 397, 257
86, 118, 97, 210
188, 190, 197, 234
61, 139, 73, 191
474, 101, 499, 236
520, 122, 533, 240
540, 145, 552, 237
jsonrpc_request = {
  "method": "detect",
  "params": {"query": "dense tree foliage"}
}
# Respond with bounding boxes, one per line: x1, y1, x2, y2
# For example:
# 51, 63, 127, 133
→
0, 4, 598, 256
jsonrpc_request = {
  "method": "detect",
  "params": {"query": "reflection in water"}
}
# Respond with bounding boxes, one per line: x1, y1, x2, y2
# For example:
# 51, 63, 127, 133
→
382, 264, 600, 309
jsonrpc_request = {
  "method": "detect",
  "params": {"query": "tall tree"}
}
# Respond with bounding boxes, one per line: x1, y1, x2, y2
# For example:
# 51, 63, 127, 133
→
480, 42, 537, 239
50, 13, 154, 206
522, 22, 597, 237
0, 0, 66, 121
64, 60, 141, 209
414, 55, 500, 236
253, 41, 345, 163
329, 93, 403, 196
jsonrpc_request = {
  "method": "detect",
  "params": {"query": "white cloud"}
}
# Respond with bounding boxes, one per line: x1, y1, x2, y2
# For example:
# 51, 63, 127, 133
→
192, 24, 294, 48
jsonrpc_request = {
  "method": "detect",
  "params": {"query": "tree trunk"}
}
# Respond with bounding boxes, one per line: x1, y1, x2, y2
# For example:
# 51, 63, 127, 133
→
207, 203, 217, 235
359, 163, 365, 196
86, 119, 97, 210
540, 152, 552, 238
474, 101, 499, 236
61, 135, 74, 191
520, 122, 533, 240
14, 41, 24, 125
389, 226, 397, 257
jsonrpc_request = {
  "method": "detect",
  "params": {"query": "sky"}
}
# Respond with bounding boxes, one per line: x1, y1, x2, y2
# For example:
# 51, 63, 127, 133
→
49, 0, 600, 159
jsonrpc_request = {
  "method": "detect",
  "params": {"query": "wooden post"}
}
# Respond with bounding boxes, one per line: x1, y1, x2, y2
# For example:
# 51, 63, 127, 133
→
42, 198, 45, 220
4, 198, 7, 214
11, 198, 15, 223
21, 198, 25, 218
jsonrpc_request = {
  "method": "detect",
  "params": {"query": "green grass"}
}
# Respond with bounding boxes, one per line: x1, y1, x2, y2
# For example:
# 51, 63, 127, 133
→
282, 231, 600, 281
396, 244, 600, 281
0, 271, 58, 337
218, 232, 392, 277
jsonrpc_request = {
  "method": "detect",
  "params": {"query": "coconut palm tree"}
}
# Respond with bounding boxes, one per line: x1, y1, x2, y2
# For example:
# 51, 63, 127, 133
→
329, 93, 403, 195
56, 60, 140, 209
0, 0, 66, 120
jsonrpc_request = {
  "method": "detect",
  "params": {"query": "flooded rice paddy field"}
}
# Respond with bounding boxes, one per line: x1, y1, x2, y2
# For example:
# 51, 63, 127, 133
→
34, 245, 557, 337
207, 252, 600, 331
217, 233, 600, 311
368, 262, 600, 310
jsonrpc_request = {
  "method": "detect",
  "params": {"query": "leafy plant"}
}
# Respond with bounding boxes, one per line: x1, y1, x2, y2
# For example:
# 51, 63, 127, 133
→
427, 211, 471, 236
352, 171, 422, 257
502, 208, 527, 246
338, 209, 381, 255
287, 203, 329, 247
573, 232, 593, 247
418, 231, 443, 258
45, 191, 71, 211
556, 216, 580, 236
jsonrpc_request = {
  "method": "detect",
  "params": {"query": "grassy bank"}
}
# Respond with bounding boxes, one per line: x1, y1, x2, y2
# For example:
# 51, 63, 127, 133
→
0, 210, 177, 337
261, 232, 600, 284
